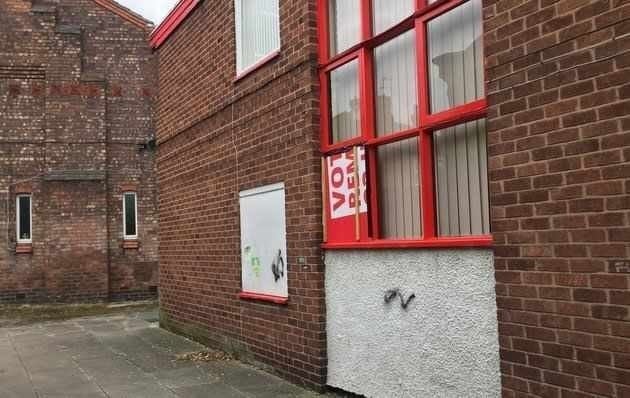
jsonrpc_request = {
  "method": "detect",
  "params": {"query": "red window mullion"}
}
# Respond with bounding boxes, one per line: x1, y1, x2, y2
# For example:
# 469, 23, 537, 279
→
367, 148, 380, 239
359, 33, 378, 237
416, 18, 431, 127
319, 70, 331, 152
324, 136, 367, 154
419, 131, 436, 239
321, 51, 360, 73
418, 0, 466, 23
365, 127, 420, 147
360, 0, 372, 40
359, 50, 375, 141
317, 0, 330, 63
415, 17, 436, 239
424, 99, 488, 130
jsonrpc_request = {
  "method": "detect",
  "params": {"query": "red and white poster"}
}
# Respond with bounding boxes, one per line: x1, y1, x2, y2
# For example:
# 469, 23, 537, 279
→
324, 146, 369, 242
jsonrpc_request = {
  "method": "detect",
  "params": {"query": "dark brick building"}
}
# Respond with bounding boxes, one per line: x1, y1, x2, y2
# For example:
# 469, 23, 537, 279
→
152, 0, 629, 396
0, 0, 159, 303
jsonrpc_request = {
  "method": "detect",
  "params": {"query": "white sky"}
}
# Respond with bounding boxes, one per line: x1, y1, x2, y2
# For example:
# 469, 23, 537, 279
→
115, 0, 179, 24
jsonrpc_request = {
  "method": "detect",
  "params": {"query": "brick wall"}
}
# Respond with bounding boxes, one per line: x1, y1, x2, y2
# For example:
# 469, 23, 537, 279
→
485, 0, 630, 396
0, 0, 159, 303
155, 0, 326, 389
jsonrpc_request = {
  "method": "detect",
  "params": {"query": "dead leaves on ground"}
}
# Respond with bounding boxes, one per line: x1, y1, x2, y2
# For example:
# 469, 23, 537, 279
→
175, 350, 232, 362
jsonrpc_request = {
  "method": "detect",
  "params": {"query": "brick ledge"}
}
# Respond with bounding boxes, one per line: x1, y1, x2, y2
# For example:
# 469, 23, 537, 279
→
16, 243, 33, 254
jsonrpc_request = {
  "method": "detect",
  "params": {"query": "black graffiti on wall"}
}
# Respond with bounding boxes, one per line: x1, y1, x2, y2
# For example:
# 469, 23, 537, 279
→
271, 249, 285, 282
384, 288, 416, 310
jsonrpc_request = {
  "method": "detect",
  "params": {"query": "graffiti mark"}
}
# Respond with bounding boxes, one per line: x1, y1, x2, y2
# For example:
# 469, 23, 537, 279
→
384, 288, 416, 310
271, 249, 284, 282
244, 246, 262, 278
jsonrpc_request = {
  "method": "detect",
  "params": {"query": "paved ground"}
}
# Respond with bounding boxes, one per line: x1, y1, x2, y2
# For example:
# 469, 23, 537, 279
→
0, 308, 327, 398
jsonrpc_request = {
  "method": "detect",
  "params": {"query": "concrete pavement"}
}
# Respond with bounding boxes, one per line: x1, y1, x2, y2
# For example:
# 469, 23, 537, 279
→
0, 309, 327, 398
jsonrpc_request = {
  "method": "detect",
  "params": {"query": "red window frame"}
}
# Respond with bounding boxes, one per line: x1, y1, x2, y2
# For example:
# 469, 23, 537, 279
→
318, 0, 492, 249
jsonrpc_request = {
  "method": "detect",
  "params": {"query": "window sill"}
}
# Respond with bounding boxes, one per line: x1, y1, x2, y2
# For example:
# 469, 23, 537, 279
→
233, 50, 281, 83
122, 240, 139, 249
238, 291, 288, 305
15, 243, 33, 254
322, 236, 493, 250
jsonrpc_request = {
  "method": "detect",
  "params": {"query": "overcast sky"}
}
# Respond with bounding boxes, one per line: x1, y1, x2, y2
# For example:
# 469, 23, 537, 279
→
115, 0, 179, 24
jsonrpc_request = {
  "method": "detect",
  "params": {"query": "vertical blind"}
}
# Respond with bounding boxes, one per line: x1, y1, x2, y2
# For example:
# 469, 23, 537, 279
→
434, 119, 489, 236
330, 60, 360, 143
372, 0, 415, 34
328, 0, 361, 56
325, 0, 488, 240
427, 0, 483, 113
374, 29, 418, 137
236, 0, 280, 73
377, 137, 421, 239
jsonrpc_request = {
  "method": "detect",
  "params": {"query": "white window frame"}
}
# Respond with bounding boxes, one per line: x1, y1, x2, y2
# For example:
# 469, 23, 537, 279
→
123, 192, 138, 240
234, 0, 281, 75
16, 194, 32, 244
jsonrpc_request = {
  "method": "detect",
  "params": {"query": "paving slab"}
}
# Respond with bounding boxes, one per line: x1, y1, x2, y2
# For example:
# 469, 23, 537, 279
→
0, 308, 337, 398
173, 382, 249, 398
152, 366, 220, 389
201, 361, 280, 389
101, 381, 177, 398
29, 366, 105, 396
134, 326, 206, 354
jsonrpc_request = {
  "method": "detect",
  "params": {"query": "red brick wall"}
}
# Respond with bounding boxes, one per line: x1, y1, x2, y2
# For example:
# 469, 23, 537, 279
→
0, 0, 159, 302
485, 0, 630, 396
156, 0, 326, 388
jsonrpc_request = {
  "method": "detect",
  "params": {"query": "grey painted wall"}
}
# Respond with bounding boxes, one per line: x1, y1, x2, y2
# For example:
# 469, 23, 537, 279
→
325, 249, 500, 398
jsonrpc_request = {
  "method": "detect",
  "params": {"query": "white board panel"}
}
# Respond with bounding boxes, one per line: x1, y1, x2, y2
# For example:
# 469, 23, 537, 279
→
239, 183, 288, 298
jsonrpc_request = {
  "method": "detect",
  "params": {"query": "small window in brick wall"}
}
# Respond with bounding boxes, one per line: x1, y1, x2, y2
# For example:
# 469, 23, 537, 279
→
319, 0, 490, 248
123, 192, 138, 240
16, 194, 32, 244
234, 0, 280, 75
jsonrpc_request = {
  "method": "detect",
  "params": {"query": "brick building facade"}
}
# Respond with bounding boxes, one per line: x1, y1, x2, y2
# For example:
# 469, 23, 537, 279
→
152, 0, 629, 396
487, 1, 630, 397
0, 0, 159, 303
153, 0, 326, 387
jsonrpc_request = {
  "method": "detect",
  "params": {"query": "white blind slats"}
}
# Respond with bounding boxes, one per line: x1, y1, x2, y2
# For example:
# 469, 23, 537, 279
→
377, 137, 421, 239
372, 0, 415, 35
374, 30, 418, 137
331, 60, 360, 143
236, 0, 280, 74
434, 119, 489, 236
329, 0, 361, 56
428, 0, 483, 113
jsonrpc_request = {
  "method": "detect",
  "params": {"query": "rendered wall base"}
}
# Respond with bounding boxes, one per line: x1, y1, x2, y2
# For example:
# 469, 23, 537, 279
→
325, 249, 500, 398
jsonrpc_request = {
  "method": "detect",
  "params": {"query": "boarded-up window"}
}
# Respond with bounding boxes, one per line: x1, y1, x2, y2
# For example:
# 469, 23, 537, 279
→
239, 183, 288, 298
